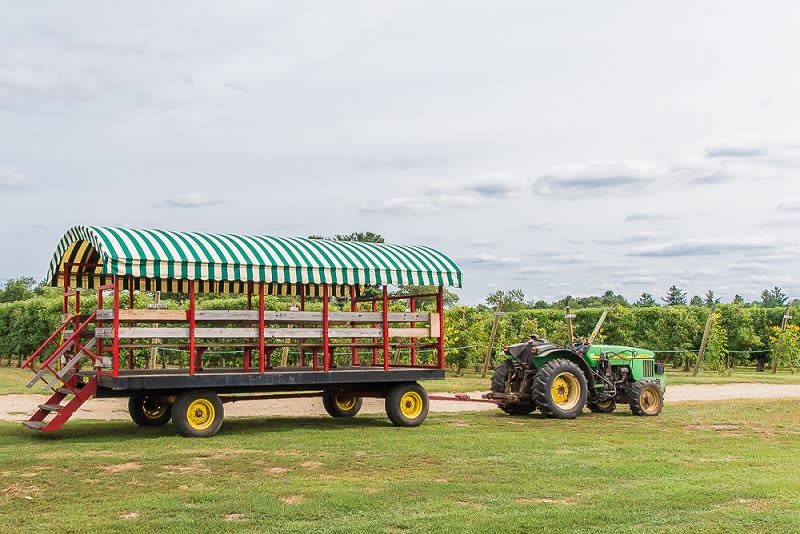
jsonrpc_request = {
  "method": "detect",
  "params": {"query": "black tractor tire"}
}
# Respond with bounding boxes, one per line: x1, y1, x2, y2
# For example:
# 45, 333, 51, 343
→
500, 403, 536, 415
490, 360, 514, 393
629, 381, 664, 416
531, 359, 588, 419
588, 398, 616, 414
385, 382, 429, 427
128, 395, 172, 426
322, 394, 363, 418
172, 390, 224, 437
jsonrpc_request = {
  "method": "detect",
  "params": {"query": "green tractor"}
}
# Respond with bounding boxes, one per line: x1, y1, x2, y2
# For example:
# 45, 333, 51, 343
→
485, 336, 666, 418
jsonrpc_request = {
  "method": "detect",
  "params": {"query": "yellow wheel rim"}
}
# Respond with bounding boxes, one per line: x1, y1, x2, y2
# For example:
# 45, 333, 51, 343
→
399, 391, 424, 419
640, 387, 661, 414
186, 399, 215, 430
596, 399, 614, 409
142, 398, 167, 420
335, 396, 357, 411
550, 372, 580, 409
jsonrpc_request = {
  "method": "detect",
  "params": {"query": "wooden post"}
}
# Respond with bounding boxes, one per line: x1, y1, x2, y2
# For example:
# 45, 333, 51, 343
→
244, 282, 253, 372
149, 291, 161, 369
588, 309, 608, 344
323, 284, 330, 372
436, 285, 445, 369
372, 299, 378, 366
565, 306, 575, 343
259, 282, 265, 373
773, 307, 792, 373
410, 297, 417, 366
350, 285, 358, 366
188, 280, 196, 376
481, 302, 503, 378
128, 276, 135, 369
112, 276, 120, 378
382, 285, 390, 371
692, 309, 714, 376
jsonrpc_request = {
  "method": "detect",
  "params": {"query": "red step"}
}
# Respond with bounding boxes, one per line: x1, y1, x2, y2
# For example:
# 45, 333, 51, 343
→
22, 377, 98, 432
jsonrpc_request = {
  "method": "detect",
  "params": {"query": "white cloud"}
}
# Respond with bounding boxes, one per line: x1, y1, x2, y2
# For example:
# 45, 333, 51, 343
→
154, 193, 224, 208
534, 161, 664, 195
461, 253, 520, 266
0, 169, 27, 189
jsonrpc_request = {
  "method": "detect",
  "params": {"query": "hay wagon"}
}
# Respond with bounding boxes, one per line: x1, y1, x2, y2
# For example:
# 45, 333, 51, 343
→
22, 226, 462, 437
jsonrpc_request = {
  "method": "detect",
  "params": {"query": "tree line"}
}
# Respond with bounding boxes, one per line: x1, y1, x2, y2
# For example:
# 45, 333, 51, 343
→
0, 277, 798, 375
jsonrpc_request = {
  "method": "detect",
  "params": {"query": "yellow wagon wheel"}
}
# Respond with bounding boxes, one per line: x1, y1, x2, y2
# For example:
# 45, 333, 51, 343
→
385, 382, 430, 427
173, 390, 224, 437
322, 394, 363, 418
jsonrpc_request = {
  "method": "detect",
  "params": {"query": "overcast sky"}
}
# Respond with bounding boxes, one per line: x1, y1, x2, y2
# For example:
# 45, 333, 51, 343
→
1, 2, 799, 305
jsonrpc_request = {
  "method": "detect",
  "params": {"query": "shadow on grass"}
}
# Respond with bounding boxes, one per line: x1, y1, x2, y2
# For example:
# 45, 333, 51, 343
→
18, 413, 396, 442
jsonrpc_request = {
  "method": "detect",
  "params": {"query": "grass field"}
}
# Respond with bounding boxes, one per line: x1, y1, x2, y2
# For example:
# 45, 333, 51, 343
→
1, 399, 799, 533
3, 365, 800, 397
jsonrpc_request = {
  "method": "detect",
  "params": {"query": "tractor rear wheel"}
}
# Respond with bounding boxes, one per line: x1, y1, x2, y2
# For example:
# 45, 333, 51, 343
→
490, 360, 514, 393
492, 360, 533, 414
588, 398, 616, 414
500, 403, 535, 415
323, 394, 363, 418
629, 381, 663, 416
532, 359, 588, 419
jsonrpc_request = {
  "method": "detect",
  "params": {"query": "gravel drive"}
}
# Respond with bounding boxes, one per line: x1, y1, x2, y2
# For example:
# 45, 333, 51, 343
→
2, 383, 799, 422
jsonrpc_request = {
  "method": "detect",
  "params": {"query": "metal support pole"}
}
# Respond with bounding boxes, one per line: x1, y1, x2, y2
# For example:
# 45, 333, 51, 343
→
259, 282, 265, 373
437, 286, 445, 369
189, 280, 196, 376
323, 284, 330, 372
299, 285, 306, 366
62, 264, 70, 315
382, 286, 390, 371
113, 276, 120, 378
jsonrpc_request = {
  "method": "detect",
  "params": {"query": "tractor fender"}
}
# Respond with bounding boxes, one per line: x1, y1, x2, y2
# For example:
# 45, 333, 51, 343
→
533, 349, 596, 391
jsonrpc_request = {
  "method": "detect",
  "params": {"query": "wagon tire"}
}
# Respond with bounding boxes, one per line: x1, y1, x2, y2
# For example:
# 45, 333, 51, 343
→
172, 390, 224, 437
532, 359, 588, 419
128, 396, 172, 426
385, 382, 429, 427
323, 394, 363, 418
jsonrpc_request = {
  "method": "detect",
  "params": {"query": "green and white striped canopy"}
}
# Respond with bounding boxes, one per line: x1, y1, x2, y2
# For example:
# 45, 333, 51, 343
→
47, 225, 462, 293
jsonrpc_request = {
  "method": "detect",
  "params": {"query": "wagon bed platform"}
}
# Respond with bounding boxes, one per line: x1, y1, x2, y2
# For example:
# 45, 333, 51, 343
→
93, 366, 445, 396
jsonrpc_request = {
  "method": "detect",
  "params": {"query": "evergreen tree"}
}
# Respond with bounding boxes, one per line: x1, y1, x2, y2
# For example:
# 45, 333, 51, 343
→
760, 286, 788, 307
704, 290, 720, 307
733, 294, 745, 305
635, 293, 658, 307
690, 295, 703, 306
662, 285, 688, 306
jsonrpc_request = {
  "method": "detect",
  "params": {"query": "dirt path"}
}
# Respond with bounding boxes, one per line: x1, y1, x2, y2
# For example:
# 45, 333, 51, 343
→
2, 383, 799, 422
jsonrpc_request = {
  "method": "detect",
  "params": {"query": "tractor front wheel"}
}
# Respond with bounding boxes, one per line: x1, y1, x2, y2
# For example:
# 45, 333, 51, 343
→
532, 359, 588, 419
629, 381, 663, 416
588, 398, 616, 414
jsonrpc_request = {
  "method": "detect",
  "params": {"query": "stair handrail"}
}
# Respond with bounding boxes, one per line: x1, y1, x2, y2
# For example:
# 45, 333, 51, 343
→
30, 312, 97, 373
21, 315, 77, 369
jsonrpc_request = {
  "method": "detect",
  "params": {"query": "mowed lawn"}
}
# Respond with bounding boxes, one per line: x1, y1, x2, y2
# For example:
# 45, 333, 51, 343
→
1, 400, 799, 533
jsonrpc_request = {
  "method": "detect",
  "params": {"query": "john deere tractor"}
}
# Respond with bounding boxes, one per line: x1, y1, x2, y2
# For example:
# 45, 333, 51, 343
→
485, 336, 666, 418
